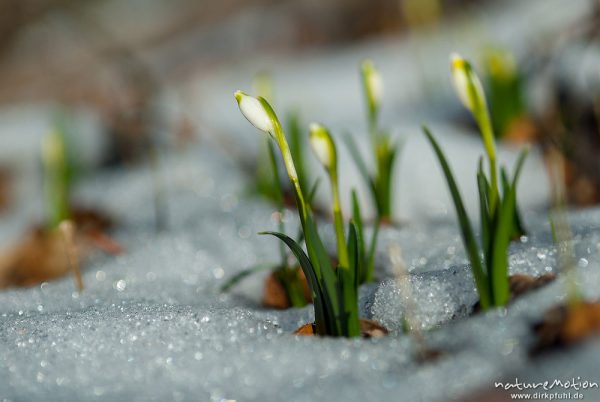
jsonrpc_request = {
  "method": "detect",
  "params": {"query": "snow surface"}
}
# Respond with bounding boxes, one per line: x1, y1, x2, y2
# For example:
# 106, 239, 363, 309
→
1, 1, 599, 400
1, 140, 600, 401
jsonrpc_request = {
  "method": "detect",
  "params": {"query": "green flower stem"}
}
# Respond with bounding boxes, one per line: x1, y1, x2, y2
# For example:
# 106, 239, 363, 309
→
278, 134, 306, 217
330, 172, 349, 269
459, 55, 499, 214
368, 116, 378, 150
43, 130, 71, 229
375, 144, 390, 220
476, 109, 499, 213
361, 60, 380, 147
267, 140, 287, 263
258, 98, 311, 235
309, 122, 349, 269
368, 115, 381, 181
358, 61, 397, 223
288, 111, 309, 195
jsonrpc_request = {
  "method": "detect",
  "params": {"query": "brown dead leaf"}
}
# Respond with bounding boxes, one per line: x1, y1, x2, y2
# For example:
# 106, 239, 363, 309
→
263, 269, 311, 309
294, 319, 388, 338
0, 207, 122, 290
532, 300, 600, 355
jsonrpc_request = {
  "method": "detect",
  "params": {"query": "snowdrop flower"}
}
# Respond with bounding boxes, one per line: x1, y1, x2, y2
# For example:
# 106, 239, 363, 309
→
309, 123, 337, 172
234, 90, 274, 136
450, 53, 496, 160
235, 90, 303, 198
449, 53, 486, 115
361, 60, 383, 113
450, 53, 499, 210
310, 122, 347, 267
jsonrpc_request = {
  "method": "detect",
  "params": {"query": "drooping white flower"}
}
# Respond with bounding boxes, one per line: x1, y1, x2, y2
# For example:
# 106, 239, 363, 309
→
309, 123, 336, 171
449, 53, 485, 114
450, 53, 498, 172
234, 90, 274, 135
361, 60, 383, 110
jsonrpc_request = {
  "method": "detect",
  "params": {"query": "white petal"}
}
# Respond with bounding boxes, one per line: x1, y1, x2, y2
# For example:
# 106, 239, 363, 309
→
309, 123, 333, 169
234, 91, 274, 134
368, 69, 383, 106
450, 54, 473, 111
362, 60, 382, 107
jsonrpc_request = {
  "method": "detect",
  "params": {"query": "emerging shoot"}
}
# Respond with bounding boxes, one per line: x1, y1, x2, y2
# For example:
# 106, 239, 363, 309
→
347, 60, 399, 223
482, 47, 527, 139
235, 91, 364, 337
423, 125, 528, 310
352, 189, 379, 283
42, 129, 71, 230
225, 90, 314, 308
309, 123, 348, 268
310, 122, 379, 284
450, 53, 498, 211
361, 60, 383, 133
450, 53, 526, 237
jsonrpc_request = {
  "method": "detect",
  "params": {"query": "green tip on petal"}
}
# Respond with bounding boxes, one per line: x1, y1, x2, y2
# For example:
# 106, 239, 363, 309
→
234, 90, 244, 103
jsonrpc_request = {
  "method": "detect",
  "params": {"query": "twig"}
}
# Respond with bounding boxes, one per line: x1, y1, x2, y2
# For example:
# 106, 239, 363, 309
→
547, 148, 580, 304
59, 220, 83, 292
389, 244, 428, 358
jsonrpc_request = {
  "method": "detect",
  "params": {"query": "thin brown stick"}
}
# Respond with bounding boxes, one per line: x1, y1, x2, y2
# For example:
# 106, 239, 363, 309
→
59, 220, 83, 292
389, 244, 428, 358
547, 148, 579, 304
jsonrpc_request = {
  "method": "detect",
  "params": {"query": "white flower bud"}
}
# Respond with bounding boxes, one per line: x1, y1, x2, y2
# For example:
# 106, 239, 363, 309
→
361, 60, 383, 110
234, 90, 274, 135
309, 123, 336, 171
450, 53, 485, 114
450, 53, 497, 163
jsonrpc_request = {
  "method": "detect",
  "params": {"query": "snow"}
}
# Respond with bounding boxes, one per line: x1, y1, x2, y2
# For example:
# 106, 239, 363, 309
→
1, 0, 600, 400
1, 137, 600, 401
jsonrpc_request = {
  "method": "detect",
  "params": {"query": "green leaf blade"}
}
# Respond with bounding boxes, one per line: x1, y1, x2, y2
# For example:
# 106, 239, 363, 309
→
423, 126, 491, 309
220, 264, 273, 293
260, 230, 330, 335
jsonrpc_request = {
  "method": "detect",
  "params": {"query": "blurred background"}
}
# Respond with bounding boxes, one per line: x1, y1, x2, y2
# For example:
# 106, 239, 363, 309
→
0, 0, 599, 221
